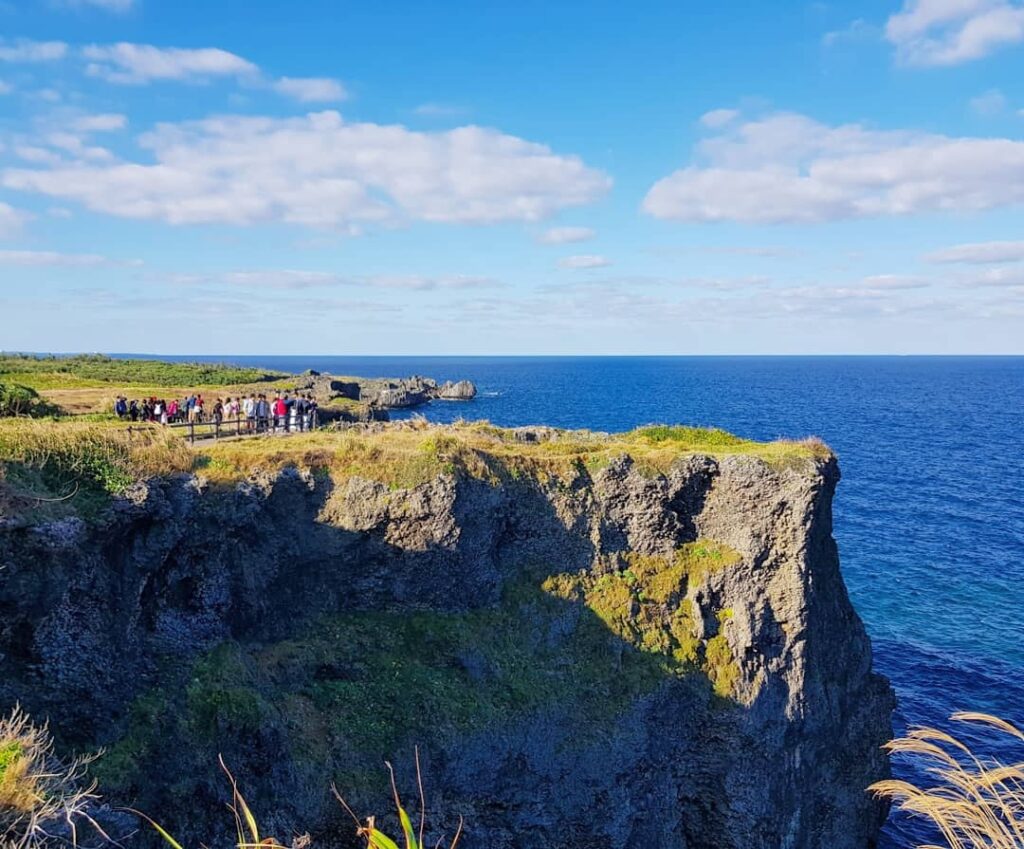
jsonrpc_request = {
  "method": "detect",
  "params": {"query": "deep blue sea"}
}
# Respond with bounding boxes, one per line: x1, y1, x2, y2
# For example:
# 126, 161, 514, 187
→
120, 354, 1024, 848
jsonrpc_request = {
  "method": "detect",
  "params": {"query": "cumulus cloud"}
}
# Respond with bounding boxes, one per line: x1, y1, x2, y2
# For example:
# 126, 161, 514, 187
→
273, 76, 347, 103
0, 80, 10, 95
2, 111, 610, 229
82, 43, 258, 84
538, 225, 595, 244
885, 0, 1024, 66
558, 254, 612, 269
927, 240, 1024, 263
643, 110, 1024, 224
0, 40, 68, 63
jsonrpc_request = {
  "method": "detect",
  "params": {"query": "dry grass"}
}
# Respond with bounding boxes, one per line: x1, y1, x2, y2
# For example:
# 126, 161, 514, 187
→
871, 712, 1024, 849
0, 418, 827, 509
0, 706, 103, 849
196, 419, 829, 489
0, 419, 193, 511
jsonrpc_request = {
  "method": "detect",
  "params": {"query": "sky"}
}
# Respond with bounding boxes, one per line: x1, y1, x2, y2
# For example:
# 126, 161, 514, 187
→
1, 0, 1023, 355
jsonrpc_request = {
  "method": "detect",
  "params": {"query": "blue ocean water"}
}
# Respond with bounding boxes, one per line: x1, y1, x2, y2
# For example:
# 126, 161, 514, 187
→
122, 354, 1024, 847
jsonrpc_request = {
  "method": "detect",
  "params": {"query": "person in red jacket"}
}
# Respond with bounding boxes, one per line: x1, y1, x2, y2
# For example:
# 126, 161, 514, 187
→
273, 395, 287, 432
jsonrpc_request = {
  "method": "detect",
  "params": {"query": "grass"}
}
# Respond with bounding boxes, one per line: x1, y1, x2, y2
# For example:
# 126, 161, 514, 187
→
132, 750, 462, 849
0, 706, 102, 849
0, 418, 827, 519
871, 712, 1024, 849
0, 418, 192, 518
195, 419, 830, 489
0, 353, 286, 389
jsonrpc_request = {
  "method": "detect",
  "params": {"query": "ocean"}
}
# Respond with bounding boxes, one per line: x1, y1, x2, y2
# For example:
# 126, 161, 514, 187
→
120, 354, 1024, 848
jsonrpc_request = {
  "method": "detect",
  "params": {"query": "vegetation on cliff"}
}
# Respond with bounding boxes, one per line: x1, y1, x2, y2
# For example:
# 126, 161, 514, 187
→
96, 539, 743, 810
0, 354, 286, 390
0, 418, 828, 522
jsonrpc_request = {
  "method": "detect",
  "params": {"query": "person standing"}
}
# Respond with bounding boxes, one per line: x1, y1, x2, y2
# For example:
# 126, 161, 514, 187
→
244, 394, 256, 432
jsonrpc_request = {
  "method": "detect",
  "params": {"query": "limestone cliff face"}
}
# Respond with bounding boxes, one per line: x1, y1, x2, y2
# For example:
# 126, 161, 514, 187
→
0, 449, 893, 849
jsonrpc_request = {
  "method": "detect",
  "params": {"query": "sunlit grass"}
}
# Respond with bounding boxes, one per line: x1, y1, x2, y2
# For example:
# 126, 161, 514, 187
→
0, 706, 103, 849
870, 712, 1024, 849
196, 419, 829, 488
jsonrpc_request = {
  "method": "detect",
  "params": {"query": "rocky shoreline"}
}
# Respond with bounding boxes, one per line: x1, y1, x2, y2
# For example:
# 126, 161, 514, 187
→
296, 372, 477, 423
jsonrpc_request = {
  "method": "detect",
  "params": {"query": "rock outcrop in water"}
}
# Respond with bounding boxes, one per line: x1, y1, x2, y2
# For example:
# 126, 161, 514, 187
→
296, 374, 477, 410
0, 429, 892, 849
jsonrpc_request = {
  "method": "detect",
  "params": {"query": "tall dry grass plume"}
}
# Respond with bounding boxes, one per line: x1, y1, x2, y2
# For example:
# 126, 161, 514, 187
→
871, 711, 1024, 849
0, 706, 104, 849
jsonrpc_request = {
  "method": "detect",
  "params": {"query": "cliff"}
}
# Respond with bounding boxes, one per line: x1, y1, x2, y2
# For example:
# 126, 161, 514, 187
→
0, 423, 893, 848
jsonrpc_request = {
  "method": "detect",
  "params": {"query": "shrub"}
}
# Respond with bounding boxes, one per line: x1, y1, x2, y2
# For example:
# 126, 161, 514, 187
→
0, 384, 50, 418
0, 706, 102, 849
870, 711, 1024, 849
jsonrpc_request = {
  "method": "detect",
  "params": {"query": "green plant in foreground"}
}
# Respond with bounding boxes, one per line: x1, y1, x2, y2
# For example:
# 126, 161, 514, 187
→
138, 751, 462, 849
333, 749, 463, 849
870, 712, 1024, 849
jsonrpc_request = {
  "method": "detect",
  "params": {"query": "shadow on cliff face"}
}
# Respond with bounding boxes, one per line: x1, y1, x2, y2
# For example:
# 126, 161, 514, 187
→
0, 458, 888, 849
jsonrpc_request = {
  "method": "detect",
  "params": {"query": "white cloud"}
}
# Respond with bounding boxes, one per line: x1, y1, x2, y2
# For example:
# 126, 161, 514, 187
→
273, 76, 347, 103
165, 269, 499, 291
71, 113, 128, 132
0, 249, 138, 266
558, 254, 612, 269
699, 108, 739, 129
969, 88, 1007, 115
0, 80, 11, 95
955, 265, 1024, 286
885, 0, 1024, 66
82, 43, 258, 84
3, 112, 610, 229
822, 18, 878, 47
643, 110, 1024, 224
63, 0, 136, 11
0, 203, 30, 237
414, 103, 466, 117
0, 40, 68, 63
927, 240, 1024, 263
538, 225, 595, 244
861, 274, 931, 289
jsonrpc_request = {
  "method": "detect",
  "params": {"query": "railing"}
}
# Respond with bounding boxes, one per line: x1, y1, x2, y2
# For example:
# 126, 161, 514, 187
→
129, 411, 319, 444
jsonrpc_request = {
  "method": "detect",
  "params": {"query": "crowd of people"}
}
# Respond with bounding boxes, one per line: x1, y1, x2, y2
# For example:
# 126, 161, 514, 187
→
114, 392, 319, 433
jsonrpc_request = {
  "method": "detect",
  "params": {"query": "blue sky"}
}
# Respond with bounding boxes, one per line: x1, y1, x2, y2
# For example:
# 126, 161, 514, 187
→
1, 0, 1023, 354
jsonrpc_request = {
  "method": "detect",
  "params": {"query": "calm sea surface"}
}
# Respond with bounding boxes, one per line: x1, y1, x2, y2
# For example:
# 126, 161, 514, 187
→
119, 354, 1024, 848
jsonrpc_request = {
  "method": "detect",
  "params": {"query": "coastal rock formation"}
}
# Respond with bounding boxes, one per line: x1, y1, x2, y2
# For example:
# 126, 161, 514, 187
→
296, 374, 478, 409
0, 432, 892, 849
437, 379, 477, 400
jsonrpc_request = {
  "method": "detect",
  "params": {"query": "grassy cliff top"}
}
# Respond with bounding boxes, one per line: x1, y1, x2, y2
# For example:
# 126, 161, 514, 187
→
0, 418, 829, 519
0, 353, 288, 389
